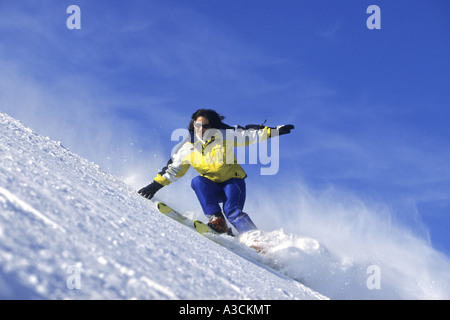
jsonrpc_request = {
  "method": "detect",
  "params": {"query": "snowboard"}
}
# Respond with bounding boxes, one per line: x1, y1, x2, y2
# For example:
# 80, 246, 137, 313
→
156, 202, 189, 224
156, 201, 226, 234
156, 201, 262, 252
193, 219, 229, 235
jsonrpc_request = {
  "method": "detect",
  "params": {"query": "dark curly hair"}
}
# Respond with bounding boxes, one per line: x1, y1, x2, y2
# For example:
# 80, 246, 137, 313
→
188, 109, 230, 131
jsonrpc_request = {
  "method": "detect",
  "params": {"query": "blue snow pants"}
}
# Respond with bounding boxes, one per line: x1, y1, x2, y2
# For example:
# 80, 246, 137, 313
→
191, 176, 257, 234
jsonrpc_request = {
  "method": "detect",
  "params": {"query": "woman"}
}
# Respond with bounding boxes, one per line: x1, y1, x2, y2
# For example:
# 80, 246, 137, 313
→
138, 109, 294, 235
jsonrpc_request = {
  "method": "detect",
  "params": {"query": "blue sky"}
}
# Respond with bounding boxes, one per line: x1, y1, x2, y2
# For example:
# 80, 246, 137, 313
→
1, 1, 449, 256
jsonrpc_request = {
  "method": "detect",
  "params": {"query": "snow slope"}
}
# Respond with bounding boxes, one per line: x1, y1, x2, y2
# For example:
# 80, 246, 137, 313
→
0, 112, 326, 300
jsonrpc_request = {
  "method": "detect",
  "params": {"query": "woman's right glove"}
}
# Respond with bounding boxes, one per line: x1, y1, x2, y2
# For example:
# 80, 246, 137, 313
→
138, 181, 164, 200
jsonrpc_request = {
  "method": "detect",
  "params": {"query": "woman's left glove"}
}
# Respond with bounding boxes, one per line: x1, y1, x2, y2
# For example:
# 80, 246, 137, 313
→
276, 125, 295, 135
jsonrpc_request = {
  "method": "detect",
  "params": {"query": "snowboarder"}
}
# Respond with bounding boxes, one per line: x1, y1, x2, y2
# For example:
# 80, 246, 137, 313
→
138, 109, 294, 235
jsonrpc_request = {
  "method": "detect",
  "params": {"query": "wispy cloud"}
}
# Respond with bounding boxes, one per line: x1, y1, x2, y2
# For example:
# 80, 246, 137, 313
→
318, 21, 343, 39
0, 1, 294, 178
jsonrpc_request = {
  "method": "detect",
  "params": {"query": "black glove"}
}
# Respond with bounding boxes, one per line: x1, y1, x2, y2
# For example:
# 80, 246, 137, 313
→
138, 181, 164, 200
275, 125, 294, 136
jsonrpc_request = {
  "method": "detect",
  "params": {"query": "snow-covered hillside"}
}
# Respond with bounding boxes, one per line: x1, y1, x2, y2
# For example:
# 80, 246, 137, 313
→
0, 112, 326, 300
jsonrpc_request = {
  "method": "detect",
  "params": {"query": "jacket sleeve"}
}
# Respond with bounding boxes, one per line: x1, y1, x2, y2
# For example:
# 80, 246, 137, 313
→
226, 125, 271, 147
154, 139, 191, 186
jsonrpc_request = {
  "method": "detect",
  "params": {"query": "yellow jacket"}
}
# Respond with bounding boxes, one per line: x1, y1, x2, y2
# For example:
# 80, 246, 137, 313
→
154, 126, 271, 185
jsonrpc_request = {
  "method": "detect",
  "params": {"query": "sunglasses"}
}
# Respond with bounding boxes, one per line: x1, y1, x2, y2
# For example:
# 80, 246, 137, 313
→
194, 122, 211, 129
